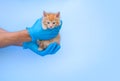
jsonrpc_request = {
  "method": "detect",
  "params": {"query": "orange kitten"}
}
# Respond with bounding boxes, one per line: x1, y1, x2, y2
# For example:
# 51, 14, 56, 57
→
37, 11, 61, 50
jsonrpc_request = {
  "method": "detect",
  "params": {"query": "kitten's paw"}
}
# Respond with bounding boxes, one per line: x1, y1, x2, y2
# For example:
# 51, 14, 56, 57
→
42, 24, 47, 30
38, 48, 43, 51
43, 27, 47, 30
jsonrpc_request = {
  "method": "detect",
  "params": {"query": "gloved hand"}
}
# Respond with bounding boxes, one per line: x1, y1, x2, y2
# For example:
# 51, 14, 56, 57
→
27, 18, 62, 41
23, 41, 60, 56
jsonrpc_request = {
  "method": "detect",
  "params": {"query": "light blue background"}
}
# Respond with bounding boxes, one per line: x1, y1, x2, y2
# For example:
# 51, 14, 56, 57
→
0, 0, 120, 81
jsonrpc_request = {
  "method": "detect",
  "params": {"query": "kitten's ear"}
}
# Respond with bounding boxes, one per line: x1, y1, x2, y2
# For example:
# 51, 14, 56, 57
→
43, 11, 47, 17
56, 12, 60, 18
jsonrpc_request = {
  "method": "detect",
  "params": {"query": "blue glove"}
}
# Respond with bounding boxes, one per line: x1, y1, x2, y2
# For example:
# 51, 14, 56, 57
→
27, 18, 62, 41
23, 41, 60, 56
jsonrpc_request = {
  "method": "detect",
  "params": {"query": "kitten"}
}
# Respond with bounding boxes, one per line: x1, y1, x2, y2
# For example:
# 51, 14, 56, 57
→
37, 11, 61, 51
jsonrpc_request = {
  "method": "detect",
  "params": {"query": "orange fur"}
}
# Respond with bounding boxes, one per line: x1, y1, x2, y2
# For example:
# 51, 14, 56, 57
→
37, 11, 61, 51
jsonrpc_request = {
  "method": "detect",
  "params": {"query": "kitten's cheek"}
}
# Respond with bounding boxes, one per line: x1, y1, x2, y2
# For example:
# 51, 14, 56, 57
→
42, 25, 48, 30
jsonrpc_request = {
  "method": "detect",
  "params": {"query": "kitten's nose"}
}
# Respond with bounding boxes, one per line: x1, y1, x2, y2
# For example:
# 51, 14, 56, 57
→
50, 26, 53, 28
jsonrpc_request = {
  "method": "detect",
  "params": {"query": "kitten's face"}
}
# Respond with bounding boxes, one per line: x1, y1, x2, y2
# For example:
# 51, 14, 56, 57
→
42, 11, 60, 29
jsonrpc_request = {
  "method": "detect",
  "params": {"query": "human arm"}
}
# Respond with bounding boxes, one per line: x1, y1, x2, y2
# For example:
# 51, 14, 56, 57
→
0, 30, 31, 47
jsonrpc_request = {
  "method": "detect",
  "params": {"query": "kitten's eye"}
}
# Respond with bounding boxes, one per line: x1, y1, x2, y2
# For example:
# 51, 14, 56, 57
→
53, 22, 56, 24
47, 22, 50, 24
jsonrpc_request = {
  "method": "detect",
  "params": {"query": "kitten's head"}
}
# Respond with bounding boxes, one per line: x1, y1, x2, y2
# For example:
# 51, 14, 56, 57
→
42, 11, 60, 29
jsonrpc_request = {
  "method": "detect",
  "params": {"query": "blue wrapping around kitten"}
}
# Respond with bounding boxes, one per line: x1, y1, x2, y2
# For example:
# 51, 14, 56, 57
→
27, 18, 62, 41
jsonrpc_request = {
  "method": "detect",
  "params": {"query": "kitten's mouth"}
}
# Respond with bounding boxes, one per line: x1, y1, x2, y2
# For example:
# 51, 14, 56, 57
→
48, 27, 53, 29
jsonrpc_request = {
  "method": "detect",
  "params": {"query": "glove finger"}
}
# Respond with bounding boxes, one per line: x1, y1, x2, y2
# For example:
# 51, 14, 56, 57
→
40, 43, 56, 56
32, 19, 40, 27
50, 44, 61, 54
48, 42, 58, 54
